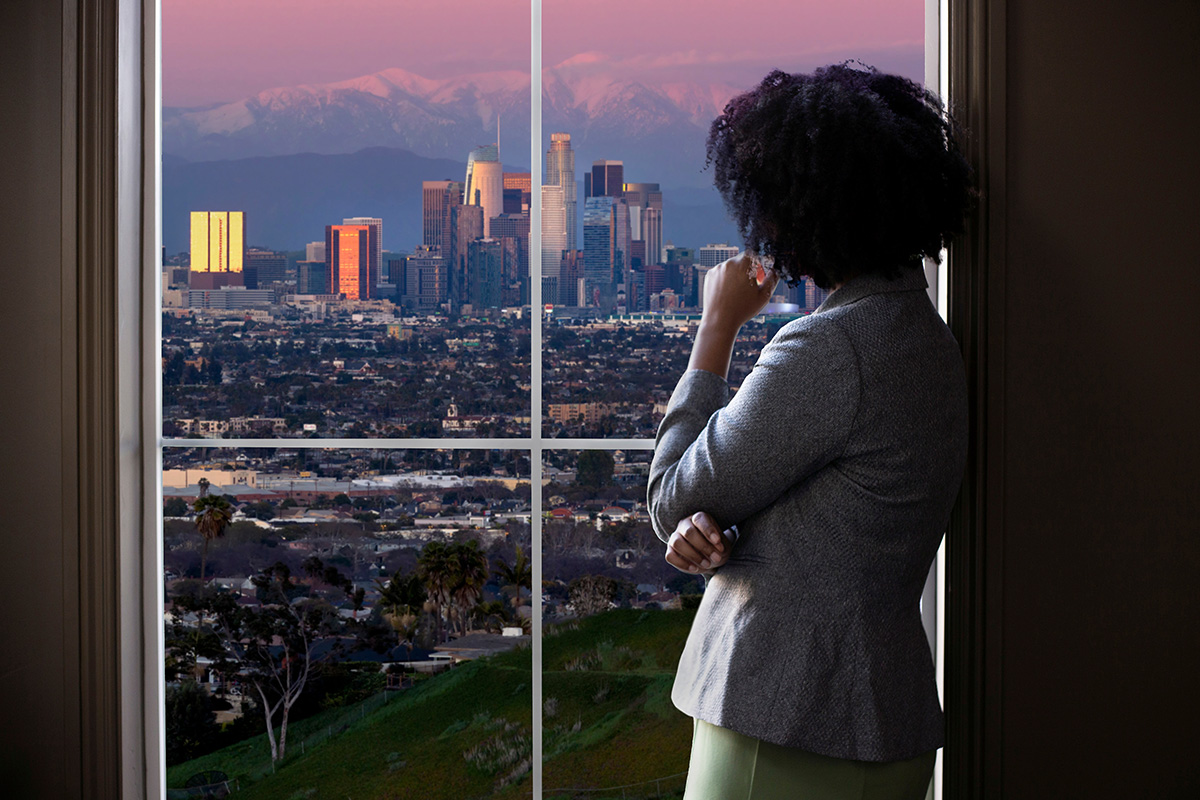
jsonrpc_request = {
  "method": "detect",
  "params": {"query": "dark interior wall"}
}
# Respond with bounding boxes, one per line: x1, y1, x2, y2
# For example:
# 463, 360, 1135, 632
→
996, 0, 1199, 795
0, 1, 80, 798
1, 1, 1198, 798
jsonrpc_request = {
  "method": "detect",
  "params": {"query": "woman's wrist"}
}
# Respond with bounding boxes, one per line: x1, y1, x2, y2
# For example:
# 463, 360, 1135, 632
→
688, 320, 739, 380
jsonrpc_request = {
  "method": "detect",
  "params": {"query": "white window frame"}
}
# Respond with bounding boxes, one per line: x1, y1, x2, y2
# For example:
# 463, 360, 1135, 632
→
122, 1, 950, 796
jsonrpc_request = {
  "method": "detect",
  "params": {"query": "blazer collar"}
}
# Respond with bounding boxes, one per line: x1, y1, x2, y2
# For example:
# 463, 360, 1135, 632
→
813, 266, 929, 315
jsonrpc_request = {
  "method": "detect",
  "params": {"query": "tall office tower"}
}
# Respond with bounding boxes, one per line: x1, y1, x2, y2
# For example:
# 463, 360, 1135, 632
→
189, 211, 245, 289
698, 242, 741, 267
383, 252, 408, 286
298, 261, 329, 294
629, 241, 646, 269
694, 264, 714, 309
545, 133, 578, 252
466, 238, 506, 310
423, 180, 462, 257
490, 212, 530, 305
627, 269, 645, 312
804, 279, 830, 311
663, 243, 695, 263
623, 182, 663, 267
448, 203, 484, 308
588, 160, 624, 199
343, 217, 382, 288
559, 249, 584, 307
464, 144, 503, 237
402, 245, 447, 312
644, 263, 666, 296
190, 211, 245, 273
662, 245, 697, 305
502, 172, 532, 214
325, 224, 376, 300
583, 195, 630, 308
306, 241, 325, 262
541, 185, 567, 305
244, 248, 288, 289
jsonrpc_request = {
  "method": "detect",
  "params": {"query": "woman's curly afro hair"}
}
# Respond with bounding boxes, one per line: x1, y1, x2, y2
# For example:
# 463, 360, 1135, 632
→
706, 63, 973, 290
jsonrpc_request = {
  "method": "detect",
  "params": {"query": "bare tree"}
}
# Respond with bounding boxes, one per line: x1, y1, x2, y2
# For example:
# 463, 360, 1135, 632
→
178, 560, 351, 763
568, 575, 617, 617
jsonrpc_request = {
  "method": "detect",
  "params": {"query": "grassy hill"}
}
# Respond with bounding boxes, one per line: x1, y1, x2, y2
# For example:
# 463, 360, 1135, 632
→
168, 607, 696, 800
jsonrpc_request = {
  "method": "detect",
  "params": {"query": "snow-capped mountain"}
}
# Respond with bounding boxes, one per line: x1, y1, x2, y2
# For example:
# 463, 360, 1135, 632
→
164, 66, 744, 187
164, 67, 532, 164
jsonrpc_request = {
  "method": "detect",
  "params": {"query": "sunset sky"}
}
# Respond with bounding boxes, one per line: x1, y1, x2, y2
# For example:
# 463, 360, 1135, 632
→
163, 0, 923, 107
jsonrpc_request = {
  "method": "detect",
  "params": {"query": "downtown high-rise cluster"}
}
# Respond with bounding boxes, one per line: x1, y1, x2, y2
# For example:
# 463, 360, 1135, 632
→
179, 133, 823, 315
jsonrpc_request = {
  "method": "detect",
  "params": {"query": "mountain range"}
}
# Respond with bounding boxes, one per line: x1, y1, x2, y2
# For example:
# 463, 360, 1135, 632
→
162, 66, 743, 254
164, 66, 743, 189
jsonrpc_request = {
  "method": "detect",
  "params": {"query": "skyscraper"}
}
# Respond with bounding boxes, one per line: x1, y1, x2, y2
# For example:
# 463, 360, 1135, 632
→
298, 261, 329, 294
464, 144, 503, 238
502, 172, 531, 214
402, 245, 447, 312
559, 249, 584, 307
698, 242, 741, 267
490, 212, 530, 305
448, 203, 484, 308
541, 185, 567, 306
189, 211, 245, 289
325, 224, 376, 300
190, 211, 244, 273
422, 180, 462, 258
545, 133, 578, 252
467, 238, 505, 310
583, 195, 630, 308
623, 183, 663, 267
343, 217, 383, 288
804, 279, 830, 311
588, 160, 624, 199
244, 248, 288, 289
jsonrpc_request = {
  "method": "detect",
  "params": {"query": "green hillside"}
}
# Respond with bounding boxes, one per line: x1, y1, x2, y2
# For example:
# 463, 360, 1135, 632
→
168, 608, 697, 800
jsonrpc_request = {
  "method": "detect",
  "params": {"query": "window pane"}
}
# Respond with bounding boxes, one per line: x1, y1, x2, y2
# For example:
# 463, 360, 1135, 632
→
540, 0, 924, 439
162, 0, 533, 439
540, 451, 696, 797
162, 447, 532, 797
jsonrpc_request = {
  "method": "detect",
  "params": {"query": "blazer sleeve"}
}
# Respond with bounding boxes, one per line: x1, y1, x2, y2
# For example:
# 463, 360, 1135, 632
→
647, 315, 861, 544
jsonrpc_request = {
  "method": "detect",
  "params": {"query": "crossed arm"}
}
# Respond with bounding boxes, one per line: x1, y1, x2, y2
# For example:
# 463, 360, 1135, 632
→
646, 257, 859, 577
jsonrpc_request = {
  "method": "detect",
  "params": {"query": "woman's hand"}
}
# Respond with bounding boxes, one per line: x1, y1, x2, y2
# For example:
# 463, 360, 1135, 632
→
700, 253, 780, 334
665, 512, 731, 574
688, 254, 780, 379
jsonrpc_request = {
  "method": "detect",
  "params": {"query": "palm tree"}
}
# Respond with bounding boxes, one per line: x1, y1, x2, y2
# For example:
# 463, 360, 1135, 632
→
193, 492, 233, 582
449, 541, 489, 637
375, 572, 425, 659
493, 543, 532, 618
418, 542, 454, 643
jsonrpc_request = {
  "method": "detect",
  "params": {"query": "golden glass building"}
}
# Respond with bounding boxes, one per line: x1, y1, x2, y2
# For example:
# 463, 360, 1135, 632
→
325, 223, 375, 300
189, 211, 244, 273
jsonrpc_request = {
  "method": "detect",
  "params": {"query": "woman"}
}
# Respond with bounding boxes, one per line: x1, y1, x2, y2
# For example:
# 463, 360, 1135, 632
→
647, 64, 973, 799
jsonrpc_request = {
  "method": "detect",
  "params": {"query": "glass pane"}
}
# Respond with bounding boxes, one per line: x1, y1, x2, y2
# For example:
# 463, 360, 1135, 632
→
540, 0, 924, 439
162, 0, 532, 439
540, 451, 697, 798
162, 447, 532, 798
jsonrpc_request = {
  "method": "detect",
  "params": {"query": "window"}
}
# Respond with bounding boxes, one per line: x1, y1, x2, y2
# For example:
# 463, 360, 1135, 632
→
147, 1, 950, 797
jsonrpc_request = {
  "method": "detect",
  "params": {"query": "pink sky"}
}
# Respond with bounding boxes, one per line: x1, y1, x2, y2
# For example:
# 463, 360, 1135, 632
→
164, 0, 922, 107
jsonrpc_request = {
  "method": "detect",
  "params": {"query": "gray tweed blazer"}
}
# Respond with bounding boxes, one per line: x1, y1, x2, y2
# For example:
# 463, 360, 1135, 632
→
648, 267, 967, 762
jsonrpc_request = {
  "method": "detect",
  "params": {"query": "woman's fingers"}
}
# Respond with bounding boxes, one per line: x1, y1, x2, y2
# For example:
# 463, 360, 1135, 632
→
667, 515, 730, 572
667, 528, 707, 571
690, 512, 725, 554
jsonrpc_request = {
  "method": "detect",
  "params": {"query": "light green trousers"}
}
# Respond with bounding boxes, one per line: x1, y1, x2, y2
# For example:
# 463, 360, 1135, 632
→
683, 718, 936, 800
